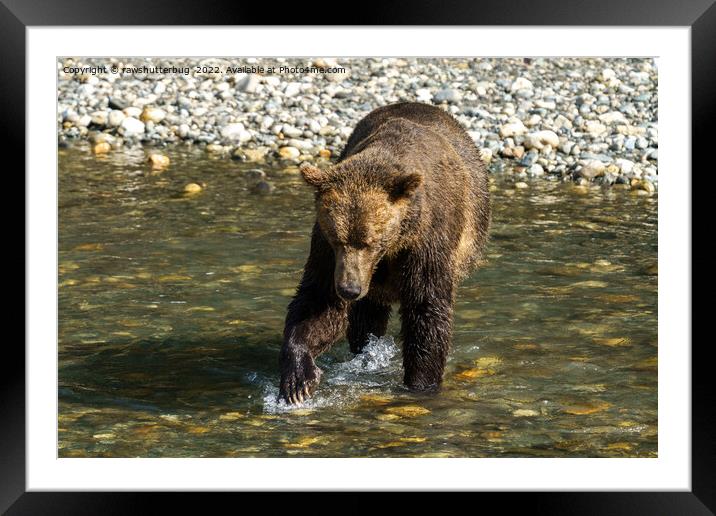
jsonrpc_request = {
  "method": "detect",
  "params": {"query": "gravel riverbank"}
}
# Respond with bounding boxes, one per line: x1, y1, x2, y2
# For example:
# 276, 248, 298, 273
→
57, 57, 658, 191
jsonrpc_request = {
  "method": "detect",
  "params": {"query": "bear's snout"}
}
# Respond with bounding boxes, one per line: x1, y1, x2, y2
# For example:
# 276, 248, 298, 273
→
336, 281, 362, 301
334, 247, 374, 301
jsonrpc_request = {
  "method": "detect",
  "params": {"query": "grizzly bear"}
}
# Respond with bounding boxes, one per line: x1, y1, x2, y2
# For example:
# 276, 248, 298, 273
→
279, 102, 491, 404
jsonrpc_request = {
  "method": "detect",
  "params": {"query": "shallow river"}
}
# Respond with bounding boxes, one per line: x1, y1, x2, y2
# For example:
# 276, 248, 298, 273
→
58, 145, 657, 458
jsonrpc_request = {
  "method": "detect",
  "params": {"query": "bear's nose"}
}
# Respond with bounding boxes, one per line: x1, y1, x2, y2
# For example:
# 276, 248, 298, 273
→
337, 282, 361, 300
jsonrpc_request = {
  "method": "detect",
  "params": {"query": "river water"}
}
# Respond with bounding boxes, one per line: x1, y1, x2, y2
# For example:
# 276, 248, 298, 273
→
58, 145, 658, 457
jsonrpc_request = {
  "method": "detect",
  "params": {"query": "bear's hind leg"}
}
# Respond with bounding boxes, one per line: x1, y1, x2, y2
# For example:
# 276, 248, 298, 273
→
347, 298, 392, 353
399, 262, 454, 391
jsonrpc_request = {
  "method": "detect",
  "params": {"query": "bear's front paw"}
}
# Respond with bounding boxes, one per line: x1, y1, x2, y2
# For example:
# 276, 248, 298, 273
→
279, 352, 322, 405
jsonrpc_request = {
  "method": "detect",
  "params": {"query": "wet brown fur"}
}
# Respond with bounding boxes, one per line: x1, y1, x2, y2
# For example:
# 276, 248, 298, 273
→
280, 102, 491, 404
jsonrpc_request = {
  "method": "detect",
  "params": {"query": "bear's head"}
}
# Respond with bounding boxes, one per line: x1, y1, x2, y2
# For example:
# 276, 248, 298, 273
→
300, 161, 422, 301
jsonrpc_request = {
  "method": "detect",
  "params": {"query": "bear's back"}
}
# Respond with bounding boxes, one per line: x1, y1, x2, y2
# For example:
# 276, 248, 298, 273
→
340, 103, 484, 175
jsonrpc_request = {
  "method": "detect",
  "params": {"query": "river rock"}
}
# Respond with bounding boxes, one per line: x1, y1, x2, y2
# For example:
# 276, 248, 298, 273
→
108, 110, 126, 127
510, 77, 533, 92
585, 120, 608, 136
184, 183, 203, 194
140, 107, 166, 124
90, 111, 108, 126
251, 180, 275, 194
220, 123, 251, 143
278, 146, 300, 160
147, 153, 170, 169
632, 179, 655, 193
281, 125, 303, 138
528, 164, 545, 176
499, 120, 527, 138
434, 88, 462, 103
415, 88, 432, 102
284, 82, 302, 97
599, 111, 627, 125
123, 106, 142, 118
119, 117, 145, 137
92, 142, 111, 154
578, 159, 606, 180
524, 130, 560, 150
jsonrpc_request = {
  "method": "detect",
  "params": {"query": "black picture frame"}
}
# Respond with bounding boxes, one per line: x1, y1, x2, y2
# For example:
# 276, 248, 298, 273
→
5, 0, 710, 513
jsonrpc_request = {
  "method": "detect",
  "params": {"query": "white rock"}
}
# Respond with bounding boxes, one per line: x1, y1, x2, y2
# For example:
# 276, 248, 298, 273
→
615, 158, 635, 175
499, 120, 527, 138
287, 138, 313, 150
108, 110, 126, 127
551, 114, 573, 130
511, 77, 533, 92
62, 108, 78, 123
278, 146, 300, 159
528, 164, 545, 176
629, 71, 650, 84
415, 88, 432, 102
599, 111, 627, 125
220, 123, 251, 142
524, 130, 560, 150
263, 76, 281, 87
585, 120, 608, 136
177, 123, 190, 138
524, 114, 542, 127
579, 159, 606, 179
475, 82, 489, 96
77, 84, 95, 96
90, 111, 108, 126
535, 99, 556, 110
434, 88, 461, 103
599, 111, 628, 125
260, 116, 274, 131
141, 107, 166, 124
284, 82, 302, 97
237, 74, 260, 93
119, 117, 145, 136
601, 68, 616, 82
123, 106, 142, 118
281, 125, 303, 138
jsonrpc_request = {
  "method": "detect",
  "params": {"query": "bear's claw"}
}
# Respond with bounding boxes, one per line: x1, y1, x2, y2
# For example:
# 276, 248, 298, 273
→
279, 353, 322, 405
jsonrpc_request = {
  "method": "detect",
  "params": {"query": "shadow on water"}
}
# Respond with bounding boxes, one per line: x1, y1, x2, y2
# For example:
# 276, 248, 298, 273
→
59, 332, 282, 415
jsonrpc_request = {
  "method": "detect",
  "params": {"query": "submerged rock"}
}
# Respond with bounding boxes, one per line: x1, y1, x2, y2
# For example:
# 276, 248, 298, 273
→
147, 153, 170, 169
183, 183, 203, 194
251, 180, 275, 195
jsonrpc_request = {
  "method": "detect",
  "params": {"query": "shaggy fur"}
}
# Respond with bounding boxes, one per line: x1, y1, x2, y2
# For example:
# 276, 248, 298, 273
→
280, 102, 491, 404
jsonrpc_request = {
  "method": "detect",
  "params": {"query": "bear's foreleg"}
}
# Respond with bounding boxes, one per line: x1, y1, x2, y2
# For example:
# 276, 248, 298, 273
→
347, 298, 392, 353
399, 260, 454, 391
279, 227, 348, 404
280, 287, 347, 404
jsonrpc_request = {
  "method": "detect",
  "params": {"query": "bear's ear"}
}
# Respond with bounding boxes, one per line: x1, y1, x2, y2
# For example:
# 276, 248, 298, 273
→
389, 173, 423, 201
299, 163, 327, 188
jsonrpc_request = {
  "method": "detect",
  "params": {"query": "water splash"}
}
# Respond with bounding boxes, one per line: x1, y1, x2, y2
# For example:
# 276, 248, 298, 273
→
336, 334, 399, 373
262, 335, 400, 413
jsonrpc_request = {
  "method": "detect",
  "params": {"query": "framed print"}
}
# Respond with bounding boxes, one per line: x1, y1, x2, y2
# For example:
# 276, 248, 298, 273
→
6, 0, 712, 512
